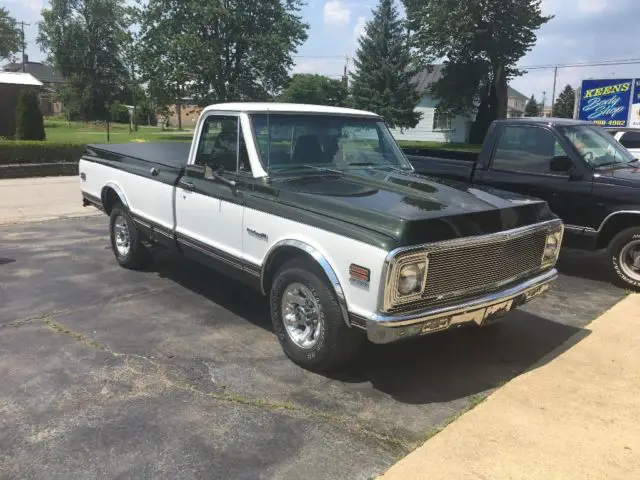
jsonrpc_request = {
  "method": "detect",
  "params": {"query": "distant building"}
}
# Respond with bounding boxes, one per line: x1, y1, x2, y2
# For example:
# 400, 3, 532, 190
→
388, 65, 530, 143
0, 72, 43, 138
2, 57, 66, 116
507, 87, 528, 118
388, 65, 473, 143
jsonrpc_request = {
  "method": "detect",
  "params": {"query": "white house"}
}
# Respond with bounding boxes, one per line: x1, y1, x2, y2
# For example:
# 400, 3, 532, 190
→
388, 65, 473, 143
388, 65, 529, 143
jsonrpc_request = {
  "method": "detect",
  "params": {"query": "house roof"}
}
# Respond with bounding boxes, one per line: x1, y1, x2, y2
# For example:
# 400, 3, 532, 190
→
0, 72, 43, 87
2, 62, 65, 84
508, 86, 528, 100
411, 65, 445, 94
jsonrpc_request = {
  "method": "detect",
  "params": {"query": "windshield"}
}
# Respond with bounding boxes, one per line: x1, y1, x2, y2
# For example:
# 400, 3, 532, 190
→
559, 125, 637, 169
249, 114, 413, 172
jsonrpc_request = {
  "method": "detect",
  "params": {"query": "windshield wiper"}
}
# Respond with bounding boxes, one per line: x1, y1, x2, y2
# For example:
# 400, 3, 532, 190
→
595, 160, 632, 169
346, 161, 378, 167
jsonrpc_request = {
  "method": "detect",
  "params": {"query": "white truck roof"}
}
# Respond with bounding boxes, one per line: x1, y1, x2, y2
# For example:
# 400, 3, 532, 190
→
203, 102, 380, 118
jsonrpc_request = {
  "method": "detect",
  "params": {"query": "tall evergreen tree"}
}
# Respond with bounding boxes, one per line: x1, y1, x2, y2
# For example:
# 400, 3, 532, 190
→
350, 0, 421, 130
524, 95, 540, 117
553, 84, 576, 118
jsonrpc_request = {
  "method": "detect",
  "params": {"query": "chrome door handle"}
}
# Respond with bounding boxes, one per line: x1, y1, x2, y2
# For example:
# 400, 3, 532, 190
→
179, 180, 195, 190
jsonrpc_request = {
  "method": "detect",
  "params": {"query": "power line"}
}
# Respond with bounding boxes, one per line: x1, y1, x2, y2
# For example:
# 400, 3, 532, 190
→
519, 58, 640, 70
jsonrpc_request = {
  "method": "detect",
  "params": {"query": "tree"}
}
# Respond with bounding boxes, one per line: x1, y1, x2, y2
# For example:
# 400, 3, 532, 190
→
524, 95, 540, 117
279, 74, 348, 106
404, 0, 552, 137
38, 0, 132, 121
553, 84, 576, 118
15, 89, 46, 140
0, 7, 23, 62
350, 0, 421, 130
136, 0, 308, 113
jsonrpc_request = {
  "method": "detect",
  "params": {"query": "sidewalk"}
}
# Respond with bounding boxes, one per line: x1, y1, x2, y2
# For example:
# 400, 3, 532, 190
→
380, 294, 640, 480
0, 176, 99, 226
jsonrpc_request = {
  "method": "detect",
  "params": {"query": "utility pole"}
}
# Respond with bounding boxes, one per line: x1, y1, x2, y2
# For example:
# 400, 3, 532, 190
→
550, 65, 558, 117
342, 55, 350, 87
20, 21, 30, 72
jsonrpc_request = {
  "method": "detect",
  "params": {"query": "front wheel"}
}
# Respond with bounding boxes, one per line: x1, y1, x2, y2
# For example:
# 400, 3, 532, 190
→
608, 227, 640, 290
269, 258, 364, 372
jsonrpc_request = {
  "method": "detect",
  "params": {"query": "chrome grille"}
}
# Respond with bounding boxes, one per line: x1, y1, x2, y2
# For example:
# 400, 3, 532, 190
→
388, 228, 549, 313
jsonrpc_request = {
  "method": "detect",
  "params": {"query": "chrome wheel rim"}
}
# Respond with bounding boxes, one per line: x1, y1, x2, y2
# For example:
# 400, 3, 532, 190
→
113, 215, 131, 257
619, 239, 640, 282
281, 283, 322, 349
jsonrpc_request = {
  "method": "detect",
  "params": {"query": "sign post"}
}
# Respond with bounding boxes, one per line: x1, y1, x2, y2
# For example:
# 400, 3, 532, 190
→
630, 79, 640, 129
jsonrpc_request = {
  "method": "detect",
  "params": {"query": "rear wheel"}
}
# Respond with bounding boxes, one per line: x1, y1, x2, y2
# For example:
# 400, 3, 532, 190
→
109, 203, 152, 270
608, 227, 640, 290
269, 258, 364, 372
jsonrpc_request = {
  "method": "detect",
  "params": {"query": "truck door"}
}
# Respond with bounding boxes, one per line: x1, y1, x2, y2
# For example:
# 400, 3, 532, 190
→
476, 124, 593, 228
175, 113, 248, 273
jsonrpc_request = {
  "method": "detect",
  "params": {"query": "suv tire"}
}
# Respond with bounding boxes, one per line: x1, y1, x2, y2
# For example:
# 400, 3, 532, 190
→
608, 227, 640, 290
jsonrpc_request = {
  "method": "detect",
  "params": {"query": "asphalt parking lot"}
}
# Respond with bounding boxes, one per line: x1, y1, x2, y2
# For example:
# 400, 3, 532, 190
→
0, 216, 627, 479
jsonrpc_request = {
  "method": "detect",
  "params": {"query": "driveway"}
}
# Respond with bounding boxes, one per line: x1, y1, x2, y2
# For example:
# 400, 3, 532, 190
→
0, 216, 626, 479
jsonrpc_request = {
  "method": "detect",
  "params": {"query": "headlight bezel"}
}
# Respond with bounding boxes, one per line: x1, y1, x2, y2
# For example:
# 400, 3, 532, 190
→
383, 251, 429, 311
541, 225, 564, 269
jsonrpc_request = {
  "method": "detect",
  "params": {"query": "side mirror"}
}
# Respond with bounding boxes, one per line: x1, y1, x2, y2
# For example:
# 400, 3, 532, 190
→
550, 155, 573, 173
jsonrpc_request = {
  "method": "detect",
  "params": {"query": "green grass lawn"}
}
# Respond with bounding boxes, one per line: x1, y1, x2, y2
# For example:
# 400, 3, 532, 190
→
42, 119, 481, 151
44, 119, 193, 144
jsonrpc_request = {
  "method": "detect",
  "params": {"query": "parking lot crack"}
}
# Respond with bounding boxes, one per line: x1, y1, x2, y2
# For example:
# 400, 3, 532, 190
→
32, 315, 415, 455
2, 286, 172, 329
43, 318, 111, 352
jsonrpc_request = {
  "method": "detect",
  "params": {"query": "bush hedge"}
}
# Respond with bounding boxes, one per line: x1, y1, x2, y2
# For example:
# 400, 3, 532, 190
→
0, 141, 85, 166
15, 89, 46, 141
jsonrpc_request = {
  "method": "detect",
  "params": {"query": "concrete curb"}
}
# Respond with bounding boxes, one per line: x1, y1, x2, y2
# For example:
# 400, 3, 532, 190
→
378, 294, 640, 480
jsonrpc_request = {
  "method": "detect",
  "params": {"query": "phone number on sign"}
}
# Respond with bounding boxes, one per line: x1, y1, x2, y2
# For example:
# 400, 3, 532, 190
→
591, 120, 627, 126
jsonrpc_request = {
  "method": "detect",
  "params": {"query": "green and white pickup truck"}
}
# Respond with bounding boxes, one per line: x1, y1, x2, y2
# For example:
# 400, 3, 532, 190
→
79, 102, 563, 371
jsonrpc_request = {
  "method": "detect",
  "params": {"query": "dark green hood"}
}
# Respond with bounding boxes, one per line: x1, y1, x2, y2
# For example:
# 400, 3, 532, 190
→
265, 167, 556, 248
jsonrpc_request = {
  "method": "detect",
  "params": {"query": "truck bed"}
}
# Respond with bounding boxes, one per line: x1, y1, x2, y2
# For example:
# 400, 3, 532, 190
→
87, 142, 191, 170
404, 153, 476, 183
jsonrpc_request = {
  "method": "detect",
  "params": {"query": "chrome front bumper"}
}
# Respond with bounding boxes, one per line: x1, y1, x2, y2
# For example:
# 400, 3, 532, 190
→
364, 269, 558, 344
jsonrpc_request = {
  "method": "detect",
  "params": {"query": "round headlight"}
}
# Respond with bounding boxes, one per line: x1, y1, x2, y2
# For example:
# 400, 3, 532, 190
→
398, 264, 421, 295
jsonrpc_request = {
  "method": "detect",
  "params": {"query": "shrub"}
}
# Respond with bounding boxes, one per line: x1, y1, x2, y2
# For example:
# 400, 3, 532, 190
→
0, 140, 85, 165
15, 89, 46, 141
110, 102, 131, 124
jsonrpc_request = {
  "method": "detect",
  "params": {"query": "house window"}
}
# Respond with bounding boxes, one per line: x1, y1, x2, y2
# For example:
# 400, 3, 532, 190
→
433, 110, 453, 131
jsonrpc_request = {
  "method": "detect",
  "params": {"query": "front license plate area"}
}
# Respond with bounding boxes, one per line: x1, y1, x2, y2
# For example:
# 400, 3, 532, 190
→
482, 299, 514, 325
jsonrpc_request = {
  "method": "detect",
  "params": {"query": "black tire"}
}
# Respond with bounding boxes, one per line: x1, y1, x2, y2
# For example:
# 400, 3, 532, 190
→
109, 203, 152, 270
608, 227, 640, 290
269, 258, 364, 372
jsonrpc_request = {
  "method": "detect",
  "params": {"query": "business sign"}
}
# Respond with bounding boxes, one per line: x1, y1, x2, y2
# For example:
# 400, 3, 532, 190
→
630, 79, 640, 129
578, 78, 633, 127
